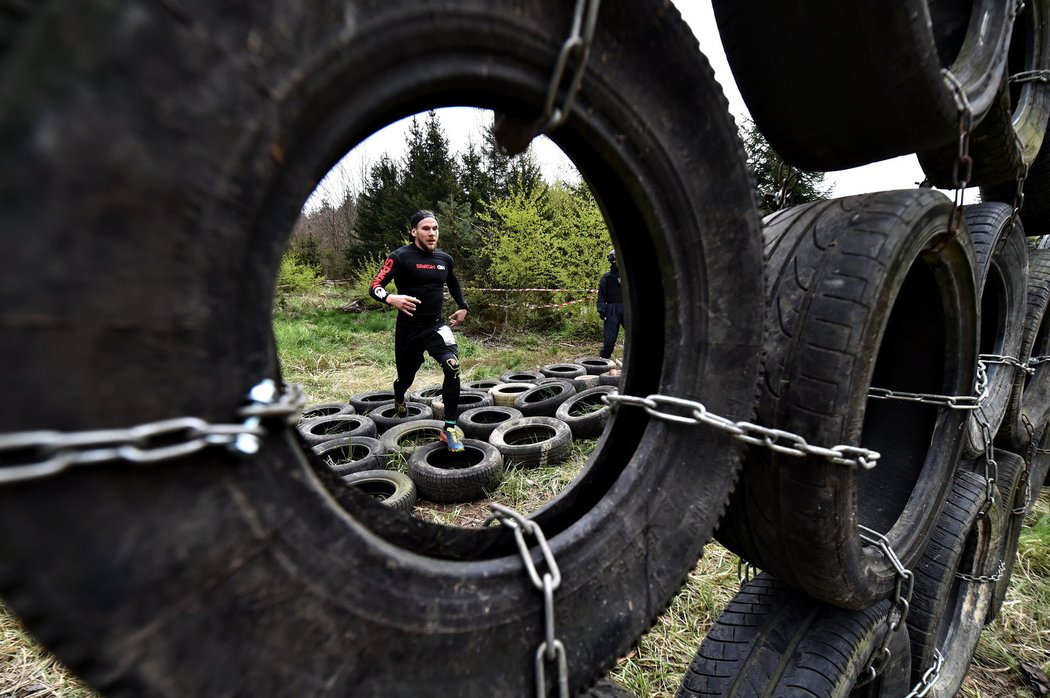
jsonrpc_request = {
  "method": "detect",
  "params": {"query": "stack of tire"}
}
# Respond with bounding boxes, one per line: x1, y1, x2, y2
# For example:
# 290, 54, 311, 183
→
673, 3, 1050, 696
7, 2, 1050, 697
296, 357, 621, 510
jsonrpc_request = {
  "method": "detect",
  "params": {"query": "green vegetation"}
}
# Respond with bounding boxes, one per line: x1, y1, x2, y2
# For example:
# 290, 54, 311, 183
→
3, 288, 1047, 697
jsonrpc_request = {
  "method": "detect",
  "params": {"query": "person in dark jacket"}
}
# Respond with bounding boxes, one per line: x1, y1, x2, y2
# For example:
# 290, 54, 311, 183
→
369, 210, 469, 451
597, 249, 624, 360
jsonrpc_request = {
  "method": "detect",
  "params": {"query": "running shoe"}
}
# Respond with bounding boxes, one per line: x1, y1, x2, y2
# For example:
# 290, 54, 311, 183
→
439, 425, 465, 452
394, 400, 407, 418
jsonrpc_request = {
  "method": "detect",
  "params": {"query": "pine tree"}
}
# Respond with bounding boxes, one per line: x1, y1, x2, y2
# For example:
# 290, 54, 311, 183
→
350, 153, 405, 263
740, 119, 832, 216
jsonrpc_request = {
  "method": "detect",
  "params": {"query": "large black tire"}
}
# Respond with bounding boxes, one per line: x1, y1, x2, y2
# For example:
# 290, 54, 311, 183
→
312, 435, 388, 477
677, 573, 912, 698
297, 414, 377, 445
717, 190, 978, 610
986, 450, 1030, 624
342, 469, 417, 513
457, 405, 523, 443
498, 370, 544, 383
576, 357, 616, 375
998, 249, 1050, 448
408, 439, 503, 504
379, 420, 448, 460
368, 401, 434, 435
489, 416, 573, 469
983, 119, 1050, 233
960, 203, 1028, 459
539, 363, 587, 380
555, 386, 617, 440
580, 679, 637, 698
512, 380, 576, 417
348, 390, 398, 415
907, 469, 1001, 694
0, 1, 763, 695
430, 389, 492, 422
299, 402, 355, 422
462, 379, 500, 392
711, 0, 1014, 171
408, 384, 444, 407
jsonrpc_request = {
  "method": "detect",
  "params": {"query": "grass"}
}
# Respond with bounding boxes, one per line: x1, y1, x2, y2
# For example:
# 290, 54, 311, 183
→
4, 285, 1049, 697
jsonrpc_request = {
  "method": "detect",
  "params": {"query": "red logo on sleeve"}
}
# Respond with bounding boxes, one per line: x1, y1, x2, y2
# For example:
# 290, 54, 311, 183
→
371, 257, 395, 289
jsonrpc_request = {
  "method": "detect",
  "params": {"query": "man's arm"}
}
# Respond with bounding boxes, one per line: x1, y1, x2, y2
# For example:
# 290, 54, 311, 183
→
597, 274, 607, 319
446, 265, 469, 327
370, 253, 419, 316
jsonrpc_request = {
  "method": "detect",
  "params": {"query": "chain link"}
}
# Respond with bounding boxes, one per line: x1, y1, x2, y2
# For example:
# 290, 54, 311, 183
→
601, 393, 880, 469
956, 559, 1006, 584
0, 379, 305, 485
943, 68, 973, 237
539, 0, 601, 134
905, 648, 944, 698
974, 408, 999, 516
868, 360, 988, 411
980, 353, 1035, 376
856, 526, 914, 686
737, 558, 758, 587
1010, 69, 1050, 83
1029, 355, 1050, 367
485, 503, 568, 698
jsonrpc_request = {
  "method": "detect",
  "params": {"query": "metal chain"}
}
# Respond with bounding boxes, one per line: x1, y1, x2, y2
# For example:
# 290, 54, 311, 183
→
774, 161, 797, 211
943, 68, 974, 237
904, 649, 944, 698
868, 360, 988, 411
539, 0, 601, 134
974, 408, 999, 516
980, 353, 1035, 376
1010, 69, 1050, 83
486, 503, 568, 698
1029, 355, 1050, 367
737, 558, 758, 587
0, 379, 305, 485
856, 526, 914, 686
957, 559, 1006, 584
601, 393, 880, 469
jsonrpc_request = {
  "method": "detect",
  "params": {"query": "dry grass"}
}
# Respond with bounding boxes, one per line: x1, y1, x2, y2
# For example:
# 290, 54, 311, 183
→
4, 291, 1049, 696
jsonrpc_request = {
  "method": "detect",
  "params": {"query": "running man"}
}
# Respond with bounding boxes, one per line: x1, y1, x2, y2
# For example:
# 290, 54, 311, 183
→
369, 209, 469, 451
597, 248, 624, 360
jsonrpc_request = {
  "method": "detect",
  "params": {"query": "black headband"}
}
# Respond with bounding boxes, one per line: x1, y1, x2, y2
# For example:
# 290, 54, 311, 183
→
410, 209, 437, 229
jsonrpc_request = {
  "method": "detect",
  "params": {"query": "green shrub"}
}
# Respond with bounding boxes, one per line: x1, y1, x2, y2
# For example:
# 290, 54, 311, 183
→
276, 252, 323, 295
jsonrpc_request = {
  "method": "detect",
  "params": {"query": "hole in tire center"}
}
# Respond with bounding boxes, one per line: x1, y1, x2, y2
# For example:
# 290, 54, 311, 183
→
428, 447, 485, 469
504, 425, 556, 445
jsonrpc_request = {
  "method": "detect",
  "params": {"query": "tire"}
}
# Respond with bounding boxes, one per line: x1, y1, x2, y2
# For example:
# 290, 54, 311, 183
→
342, 469, 417, 513
676, 573, 912, 698
580, 679, 637, 698
576, 357, 616, 375
430, 389, 492, 422
986, 449, 1030, 623
597, 370, 622, 387
489, 382, 535, 407
959, 203, 1028, 459
907, 469, 1002, 694
312, 436, 388, 477
408, 439, 503, 504
379, 420, 448, 460
998, 249, 1050, 448
348, 389, 398, 415
498, 369, 544, 383
539, 363, 587, 380
298, 402, 355, 422
1030, 422, 1050, 498
489, 416, 573, 469
711, 0, 1015, 170
0, 1, 763, 694
555, 386, 617, 440
717, 190, 978, 610
457, 406, 523, 443
983, 118, 1050, 232
368, 401, 433, 435
571, 375, 601, 393
408, 384, 444, 407
512, 380, 576, 417
297, 414, 377, 445
463, 379, 500, 391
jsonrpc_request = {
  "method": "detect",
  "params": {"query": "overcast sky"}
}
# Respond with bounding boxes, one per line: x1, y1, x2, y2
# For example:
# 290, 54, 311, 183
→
305, 1, 937, 211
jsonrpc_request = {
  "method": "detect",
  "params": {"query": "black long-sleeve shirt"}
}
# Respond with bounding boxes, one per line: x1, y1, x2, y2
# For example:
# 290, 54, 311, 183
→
597, 267, 622, 316
369, 244, 468, 326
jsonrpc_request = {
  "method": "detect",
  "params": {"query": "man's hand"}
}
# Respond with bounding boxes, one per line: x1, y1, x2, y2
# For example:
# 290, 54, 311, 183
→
387, 294, 420, 316
599, 313, 606, 321
448, 308, 468, 327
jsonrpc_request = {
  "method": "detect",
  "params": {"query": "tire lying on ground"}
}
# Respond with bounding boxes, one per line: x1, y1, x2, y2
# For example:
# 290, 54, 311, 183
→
312, 435, 388, 477
555, 386, 617, 440
342, 470, 417, 513
572, 374, 601, 393
539, 362, 587, 380
513, 380, 576, 417
998, 248, 1050, 449
676, 572, 912, 698
299, 402, 355, 422
576, 357, 616, 375
379, 420, 448, 460
457, 405, 523, 442
498, 369, 544, 383
430, 389, 492, 421
348, 389, 398, 415
907, 469, 1003, 694
297, 414, 378, 445
0, 1, 763, 694
711, 0, 1013, 170
958, 203, 1027, 459
408, 384, 444, 407
717, 190, 978, 610
489, 382, 535, 407
367, 401, 433, 435
489, 416, 573, 469
463, 379, 500, 391
408, 439, 503, 504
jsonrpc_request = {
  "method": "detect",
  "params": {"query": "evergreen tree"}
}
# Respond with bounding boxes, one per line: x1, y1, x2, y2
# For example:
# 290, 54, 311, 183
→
350, 154, 405, 263
401, 111, 458, 213
740, 119, 832, 216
